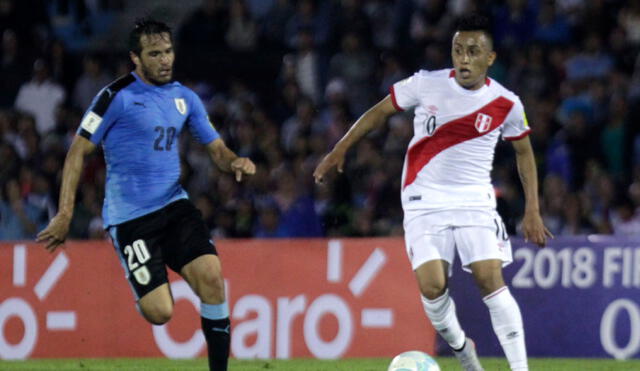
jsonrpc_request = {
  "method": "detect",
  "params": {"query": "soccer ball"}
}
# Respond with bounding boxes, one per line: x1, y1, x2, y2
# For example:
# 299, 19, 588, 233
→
387, 350, 441, 371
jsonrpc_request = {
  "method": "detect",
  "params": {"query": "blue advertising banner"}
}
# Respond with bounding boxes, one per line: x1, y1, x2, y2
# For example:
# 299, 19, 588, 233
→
446, 236, 640, 359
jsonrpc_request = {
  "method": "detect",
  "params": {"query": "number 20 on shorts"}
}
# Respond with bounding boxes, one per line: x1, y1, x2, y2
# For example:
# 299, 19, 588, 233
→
124, 239, 152, 285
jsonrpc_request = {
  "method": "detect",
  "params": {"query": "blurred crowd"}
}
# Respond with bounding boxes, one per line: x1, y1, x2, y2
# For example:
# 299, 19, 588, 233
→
1, 0, 640, 241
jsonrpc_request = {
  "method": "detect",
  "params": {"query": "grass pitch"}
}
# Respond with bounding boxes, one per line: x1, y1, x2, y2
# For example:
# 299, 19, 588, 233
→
0, 357, 638, 370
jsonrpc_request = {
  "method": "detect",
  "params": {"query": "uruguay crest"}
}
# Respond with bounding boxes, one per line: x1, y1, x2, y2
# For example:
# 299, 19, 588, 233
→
174, 98, 187, 115
474, 112, 492, 133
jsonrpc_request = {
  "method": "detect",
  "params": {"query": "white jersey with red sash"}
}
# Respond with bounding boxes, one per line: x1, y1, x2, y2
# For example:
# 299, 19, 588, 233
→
390, 68, 530, 212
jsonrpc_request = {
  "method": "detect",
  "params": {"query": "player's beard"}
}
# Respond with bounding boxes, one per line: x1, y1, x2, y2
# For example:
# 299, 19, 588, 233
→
141, 63, 172, 86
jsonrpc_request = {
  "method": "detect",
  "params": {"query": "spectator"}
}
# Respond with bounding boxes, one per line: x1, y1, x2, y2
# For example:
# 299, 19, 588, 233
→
618, 0, 640, 47
610, 196, 640, 237
14, 59, 65, 134
178, 0, 228, 51
559, 193, 596, 236
254, 200, 285, 238
72, 54, 112, 110
564, 33, 614, 81
271, 168, 323, 237
284, 0, 334, 50
534, 2, 571, 45
225, 0, 257, 52
0, 179, 45, 240
47, 39, 76, 94
281, 28, 324, 104
0, 1, 638, 240
329, 31, 376, 115
0, 29, 30, 107
281, 96, 322, 155
260, 0, 294, 50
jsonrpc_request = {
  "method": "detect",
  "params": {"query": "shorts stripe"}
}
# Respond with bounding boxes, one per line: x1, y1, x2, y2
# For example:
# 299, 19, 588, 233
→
109, 226, 140, 300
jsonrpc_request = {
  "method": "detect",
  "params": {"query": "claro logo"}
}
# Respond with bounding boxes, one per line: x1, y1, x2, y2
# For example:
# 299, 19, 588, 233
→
154, 240, 392, 359
0, 245, 75, 359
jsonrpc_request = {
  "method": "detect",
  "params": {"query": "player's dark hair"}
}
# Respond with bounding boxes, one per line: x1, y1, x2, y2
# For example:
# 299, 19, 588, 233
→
455, 13, 493, 45
128, 18, 172, 55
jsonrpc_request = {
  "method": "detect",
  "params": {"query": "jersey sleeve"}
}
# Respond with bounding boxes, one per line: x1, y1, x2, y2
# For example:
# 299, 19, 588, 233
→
389, 71, 423, 111
501, 97, 531, 141
76, 87, 124, 144
186, 90, 220, 145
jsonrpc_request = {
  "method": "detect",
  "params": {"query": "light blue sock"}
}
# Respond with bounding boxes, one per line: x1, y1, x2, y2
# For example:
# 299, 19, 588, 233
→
201, 301, 229, 320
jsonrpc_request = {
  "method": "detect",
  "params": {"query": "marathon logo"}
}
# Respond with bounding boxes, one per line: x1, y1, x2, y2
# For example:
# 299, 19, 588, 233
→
409, 196, 422, 201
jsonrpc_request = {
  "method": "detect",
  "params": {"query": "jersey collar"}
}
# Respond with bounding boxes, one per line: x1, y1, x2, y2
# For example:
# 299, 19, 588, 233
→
448, 69, 490, 96
131, 71, 176, 90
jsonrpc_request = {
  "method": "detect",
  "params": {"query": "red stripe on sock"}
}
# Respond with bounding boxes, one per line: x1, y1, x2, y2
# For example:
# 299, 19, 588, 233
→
483, 286, 508, 301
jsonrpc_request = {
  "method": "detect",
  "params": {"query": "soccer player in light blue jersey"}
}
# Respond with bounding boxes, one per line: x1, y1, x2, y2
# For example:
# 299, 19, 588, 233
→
37, 19, 255, 370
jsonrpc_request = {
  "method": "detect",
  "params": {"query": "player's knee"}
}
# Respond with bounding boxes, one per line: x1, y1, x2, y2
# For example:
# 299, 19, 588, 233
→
474, 274, 504, 296
140, 302, 173, 325
420, 284, 447, 300
196, 270, 225, 303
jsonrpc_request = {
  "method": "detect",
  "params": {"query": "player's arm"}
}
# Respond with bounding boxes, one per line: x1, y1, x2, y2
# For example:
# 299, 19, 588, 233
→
511, 136, 553, 247
36, 135, 96, 252
206, 138, 256, 182
313, 95, 397, 183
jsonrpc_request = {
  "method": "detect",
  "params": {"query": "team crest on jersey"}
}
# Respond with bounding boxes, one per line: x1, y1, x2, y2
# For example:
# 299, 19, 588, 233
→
174, 98, 187, 115
474, 113, 493, 133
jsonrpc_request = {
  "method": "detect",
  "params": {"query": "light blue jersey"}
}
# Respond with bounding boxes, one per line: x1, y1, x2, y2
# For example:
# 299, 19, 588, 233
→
77, 72, 220, 227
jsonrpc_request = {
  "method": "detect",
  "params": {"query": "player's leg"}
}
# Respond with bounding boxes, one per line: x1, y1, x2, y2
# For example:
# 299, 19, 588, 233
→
108, 213, 174, 325
455, 214, 526, 371
404, 211, 470, 354
165, 200, 229, 371
415, 259, 467, 351
415, 257, 483, 371
181, 254, 230, 371
470, 259, 527, 371
137, 283, 174, 324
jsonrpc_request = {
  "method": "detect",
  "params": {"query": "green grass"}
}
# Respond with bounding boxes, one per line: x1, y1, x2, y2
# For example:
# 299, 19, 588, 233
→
0, 357, 638, 370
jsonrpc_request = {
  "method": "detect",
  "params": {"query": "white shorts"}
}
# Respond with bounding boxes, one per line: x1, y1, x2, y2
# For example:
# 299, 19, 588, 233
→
403, 209, 513, 274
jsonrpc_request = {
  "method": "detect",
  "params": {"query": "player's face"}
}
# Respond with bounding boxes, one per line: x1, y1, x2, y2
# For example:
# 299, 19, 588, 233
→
451, 31, 496, 90
132, 32, 174, 85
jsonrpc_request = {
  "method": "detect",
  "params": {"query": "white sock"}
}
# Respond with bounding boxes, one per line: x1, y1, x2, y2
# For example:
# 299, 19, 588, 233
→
421, 290, 466, 350
483, 287, 528, 370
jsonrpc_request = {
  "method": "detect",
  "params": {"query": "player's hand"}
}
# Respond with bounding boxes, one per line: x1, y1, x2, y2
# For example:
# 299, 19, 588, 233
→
314, 148, 346, 184
36, 213, 72, 253
230, 157, 256, 182
521, 210, 553, 248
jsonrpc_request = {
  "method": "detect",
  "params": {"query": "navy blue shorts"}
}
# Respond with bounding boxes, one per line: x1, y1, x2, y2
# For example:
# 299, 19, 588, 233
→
108, 199, 217, 300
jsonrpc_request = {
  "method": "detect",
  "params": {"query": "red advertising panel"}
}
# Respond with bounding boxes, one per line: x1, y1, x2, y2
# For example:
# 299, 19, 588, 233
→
0, 239, 436, 359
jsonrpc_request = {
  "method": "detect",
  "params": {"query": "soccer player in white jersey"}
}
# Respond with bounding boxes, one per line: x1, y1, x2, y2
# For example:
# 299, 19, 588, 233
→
314, 14, 551, 371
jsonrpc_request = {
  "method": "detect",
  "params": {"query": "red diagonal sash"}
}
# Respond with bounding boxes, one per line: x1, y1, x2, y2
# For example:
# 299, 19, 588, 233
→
403, 96, 514, 189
